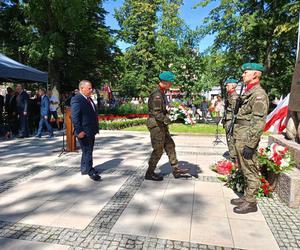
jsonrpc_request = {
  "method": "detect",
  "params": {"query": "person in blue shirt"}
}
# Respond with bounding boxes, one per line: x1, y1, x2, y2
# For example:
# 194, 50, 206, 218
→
35, 88, 54, 138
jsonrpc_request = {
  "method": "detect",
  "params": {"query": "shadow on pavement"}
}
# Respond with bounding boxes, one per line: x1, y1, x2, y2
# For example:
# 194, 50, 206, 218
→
159, 161, 201, 178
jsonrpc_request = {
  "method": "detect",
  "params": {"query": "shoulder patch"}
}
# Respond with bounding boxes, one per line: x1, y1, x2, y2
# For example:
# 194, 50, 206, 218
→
256, 96, 263, 100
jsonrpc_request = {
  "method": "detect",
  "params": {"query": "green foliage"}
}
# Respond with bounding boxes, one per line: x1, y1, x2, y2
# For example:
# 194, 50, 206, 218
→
99, 103, 148, 115
0, 0, 114, 91
123, 123, 226, 134
99, 118, 147, 130
225, 168, 245, 193
115, 0, 207, 97
196, 0, 300, 96
257, 150, 294, 174
115, 0, 160, 96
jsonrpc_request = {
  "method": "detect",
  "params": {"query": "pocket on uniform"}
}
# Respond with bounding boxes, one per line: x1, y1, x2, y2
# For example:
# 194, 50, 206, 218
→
146, 117, 158, 129
150, 126, 164, 141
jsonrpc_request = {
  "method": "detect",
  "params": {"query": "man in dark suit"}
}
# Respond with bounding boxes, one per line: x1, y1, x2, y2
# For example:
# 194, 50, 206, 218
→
0, 93, 4, 124
16, 84, 29, 138
35, 88, 53, 138
5, 87, 18, 136
71, 80, 100, 181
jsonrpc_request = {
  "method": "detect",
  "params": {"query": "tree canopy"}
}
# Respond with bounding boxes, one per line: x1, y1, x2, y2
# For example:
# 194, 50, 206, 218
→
196, 0, 300, 96
0, 0, 299, 97
0, 0, 114, 91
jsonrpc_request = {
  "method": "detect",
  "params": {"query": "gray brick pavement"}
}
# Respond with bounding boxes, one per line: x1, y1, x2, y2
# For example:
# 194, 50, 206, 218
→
0, 138, 299, 249
259, 195, 300, 249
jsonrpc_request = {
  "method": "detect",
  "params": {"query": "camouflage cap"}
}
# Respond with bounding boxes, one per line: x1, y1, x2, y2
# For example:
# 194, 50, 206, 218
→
241, 63, 265, 72
159, 71, 175, 82
224, 78, 239, 85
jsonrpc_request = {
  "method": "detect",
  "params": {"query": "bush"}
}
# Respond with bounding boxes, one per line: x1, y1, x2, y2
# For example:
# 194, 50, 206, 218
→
99, 118, 147, 130
99, 103, 148, 115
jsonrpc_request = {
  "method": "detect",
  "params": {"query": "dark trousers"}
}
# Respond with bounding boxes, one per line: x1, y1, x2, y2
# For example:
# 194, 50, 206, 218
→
78, 136, 95, 175
147, 126, 178, 174
19, 113, 29, 136
8, 114, 19, 135
37, 116, 53, 136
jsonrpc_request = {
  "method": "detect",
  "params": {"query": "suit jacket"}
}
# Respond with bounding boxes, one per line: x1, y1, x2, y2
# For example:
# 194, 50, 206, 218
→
71, 93, 99, 137
5, 94, 17, 115
0, 95, 4, 113
16, 90, 29, 114
40, 95, 50, 117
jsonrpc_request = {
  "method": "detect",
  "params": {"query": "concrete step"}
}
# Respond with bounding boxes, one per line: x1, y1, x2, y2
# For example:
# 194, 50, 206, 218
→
276, 167, 300, 208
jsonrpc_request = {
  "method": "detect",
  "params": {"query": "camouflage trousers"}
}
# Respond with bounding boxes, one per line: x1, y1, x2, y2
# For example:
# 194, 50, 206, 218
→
225, 120, 237, 160
234, 139, 260, 203
147, 125, 178, 174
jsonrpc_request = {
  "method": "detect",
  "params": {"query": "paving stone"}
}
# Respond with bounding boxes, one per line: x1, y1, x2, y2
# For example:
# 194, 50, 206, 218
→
1, 133, 299, 249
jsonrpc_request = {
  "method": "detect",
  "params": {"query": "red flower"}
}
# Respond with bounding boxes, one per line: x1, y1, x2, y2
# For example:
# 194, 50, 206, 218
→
264, 189, 270, 195
274, 160, 282, 166
215, 160, 233, 175
262, 183, 269, 190
279, 147, 288, 155
260, 177, 267, 183
258, 148, 264, 155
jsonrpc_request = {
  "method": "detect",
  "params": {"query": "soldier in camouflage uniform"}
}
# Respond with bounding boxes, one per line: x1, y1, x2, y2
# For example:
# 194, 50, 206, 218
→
145, 71, 188, 181
231, 63, 269, 214
223, 78, 239, 162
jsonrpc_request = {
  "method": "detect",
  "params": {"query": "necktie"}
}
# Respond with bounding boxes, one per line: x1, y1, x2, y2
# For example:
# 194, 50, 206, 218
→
87, 97, 95, 111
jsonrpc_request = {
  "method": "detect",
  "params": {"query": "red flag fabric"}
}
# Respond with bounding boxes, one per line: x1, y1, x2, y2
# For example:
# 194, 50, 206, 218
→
264, 94, 289, 133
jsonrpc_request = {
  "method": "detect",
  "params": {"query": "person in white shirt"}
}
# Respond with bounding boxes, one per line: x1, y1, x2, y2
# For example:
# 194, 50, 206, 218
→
47, 90, 60, 129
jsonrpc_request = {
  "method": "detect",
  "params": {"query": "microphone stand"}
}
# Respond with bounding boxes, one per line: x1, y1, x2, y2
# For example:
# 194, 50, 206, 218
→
52, 104, 68, 157
213, 116, 226, 146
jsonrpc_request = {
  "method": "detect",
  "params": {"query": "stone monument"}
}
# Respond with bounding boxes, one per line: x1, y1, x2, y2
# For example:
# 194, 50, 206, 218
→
286, 23, 300, 142
268, 25, 300, 208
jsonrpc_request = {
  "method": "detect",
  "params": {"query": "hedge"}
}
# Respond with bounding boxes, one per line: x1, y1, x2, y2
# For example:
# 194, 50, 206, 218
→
98, 114, 148, 121
99, 118, 147, 130
99, 103, 148, 115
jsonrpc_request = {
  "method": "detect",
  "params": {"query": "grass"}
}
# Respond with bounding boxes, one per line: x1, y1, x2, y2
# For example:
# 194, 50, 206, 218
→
122, 123, 226, 134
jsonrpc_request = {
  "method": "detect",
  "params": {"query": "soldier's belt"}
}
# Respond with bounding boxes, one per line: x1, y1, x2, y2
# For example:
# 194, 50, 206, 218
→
236, 120, 251, 126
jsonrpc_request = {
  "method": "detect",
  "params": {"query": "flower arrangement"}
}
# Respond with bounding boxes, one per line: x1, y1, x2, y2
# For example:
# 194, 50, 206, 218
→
225, 167, 245, 193
258, 143, 294, 174
212, 159, 274, 197
257, 176, 273, 198
212, 160, 234, 175
169, 104, 196, 125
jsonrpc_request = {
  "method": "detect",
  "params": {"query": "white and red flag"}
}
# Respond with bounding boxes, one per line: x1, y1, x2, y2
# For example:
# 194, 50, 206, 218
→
264, 94, 289, 133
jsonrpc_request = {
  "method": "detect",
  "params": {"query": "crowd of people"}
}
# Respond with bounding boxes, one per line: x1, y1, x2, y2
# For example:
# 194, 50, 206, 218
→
169, 94, 225, 123
0, 84, 61, 139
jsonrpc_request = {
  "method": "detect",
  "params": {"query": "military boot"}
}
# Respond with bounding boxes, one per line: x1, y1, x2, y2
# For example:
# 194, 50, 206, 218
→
145, 170, 163, 181
233, 201, 258, 214
230, 196, 245, 206
172, 167, 189, 178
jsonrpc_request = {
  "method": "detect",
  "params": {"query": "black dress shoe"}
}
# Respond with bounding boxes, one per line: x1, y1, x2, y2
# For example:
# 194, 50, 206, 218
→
145, 173, 163, 181
233, 201, 258, 214
89, 173, 101, 181
230, 196, 245, 206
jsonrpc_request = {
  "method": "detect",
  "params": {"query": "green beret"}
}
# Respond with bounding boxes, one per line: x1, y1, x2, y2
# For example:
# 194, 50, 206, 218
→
225, 78, 239, 85
241, 63, 265, 72
159, 71, 175, 82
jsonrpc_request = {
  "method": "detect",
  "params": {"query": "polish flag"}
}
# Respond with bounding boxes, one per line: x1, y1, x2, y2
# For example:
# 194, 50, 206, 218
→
264, 94, 289, 133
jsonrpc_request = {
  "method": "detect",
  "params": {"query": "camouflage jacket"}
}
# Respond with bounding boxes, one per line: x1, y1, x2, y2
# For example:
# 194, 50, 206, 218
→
225, 91, 238, 121
234, 84, 269, 148
146, 87, 171, 128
